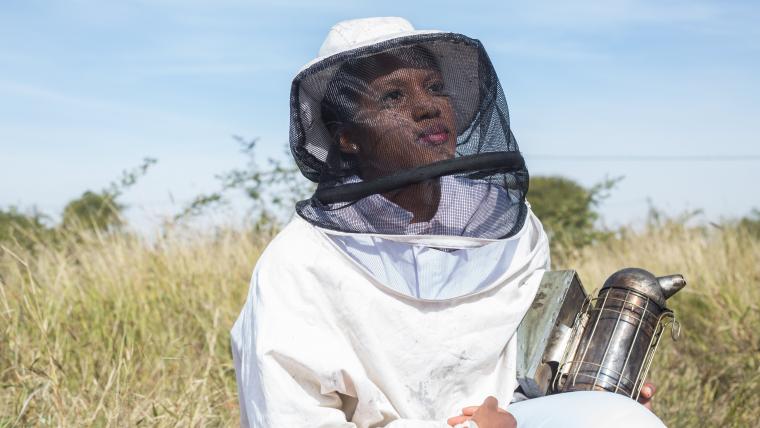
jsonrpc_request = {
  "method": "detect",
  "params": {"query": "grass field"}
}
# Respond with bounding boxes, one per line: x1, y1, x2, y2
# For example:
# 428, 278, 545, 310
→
1, 220, 758, 426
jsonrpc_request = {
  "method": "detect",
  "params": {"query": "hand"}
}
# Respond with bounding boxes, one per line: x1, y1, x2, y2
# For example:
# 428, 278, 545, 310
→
638, 382, 656, 412
447, 396, 516, 428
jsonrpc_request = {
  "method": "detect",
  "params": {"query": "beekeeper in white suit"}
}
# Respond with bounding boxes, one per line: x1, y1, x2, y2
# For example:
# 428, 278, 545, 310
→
231, 17, 665, 428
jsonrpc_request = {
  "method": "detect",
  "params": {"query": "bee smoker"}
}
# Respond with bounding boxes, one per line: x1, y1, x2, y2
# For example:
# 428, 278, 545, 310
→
554, 268, 685, 399
516, 268, 685, 400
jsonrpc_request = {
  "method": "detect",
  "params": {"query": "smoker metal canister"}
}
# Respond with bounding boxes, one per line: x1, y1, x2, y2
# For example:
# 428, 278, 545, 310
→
555, 268, 685, 399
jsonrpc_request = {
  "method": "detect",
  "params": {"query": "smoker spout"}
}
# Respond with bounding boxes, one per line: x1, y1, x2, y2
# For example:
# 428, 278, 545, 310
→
657, 274, 686, 300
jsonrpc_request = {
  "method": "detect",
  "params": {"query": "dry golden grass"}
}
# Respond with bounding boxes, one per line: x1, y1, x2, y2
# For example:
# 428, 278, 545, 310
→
557, 220, 760, 428
1, 220, 758, 426
1, 225, 275, 426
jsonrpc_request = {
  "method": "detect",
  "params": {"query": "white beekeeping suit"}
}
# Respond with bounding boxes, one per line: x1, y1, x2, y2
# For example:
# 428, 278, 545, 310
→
231, 17, 665, 428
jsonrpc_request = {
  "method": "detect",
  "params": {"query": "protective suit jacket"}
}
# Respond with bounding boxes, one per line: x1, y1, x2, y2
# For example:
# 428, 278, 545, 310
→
231, 208, 550, 427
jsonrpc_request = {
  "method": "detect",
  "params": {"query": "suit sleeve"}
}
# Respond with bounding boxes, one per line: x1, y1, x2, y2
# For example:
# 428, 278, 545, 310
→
231, 263, 455, 428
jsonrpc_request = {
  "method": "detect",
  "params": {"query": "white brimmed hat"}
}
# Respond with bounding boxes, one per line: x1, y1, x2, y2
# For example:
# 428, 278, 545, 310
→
290, 17, 487, 182
301, 17, 440, 73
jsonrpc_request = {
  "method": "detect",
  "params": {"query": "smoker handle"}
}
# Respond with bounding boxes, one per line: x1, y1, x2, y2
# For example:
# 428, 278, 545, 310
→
314, 152, 526, 204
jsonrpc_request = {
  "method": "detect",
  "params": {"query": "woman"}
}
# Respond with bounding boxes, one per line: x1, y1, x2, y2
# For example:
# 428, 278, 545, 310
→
232, 17, 662, 427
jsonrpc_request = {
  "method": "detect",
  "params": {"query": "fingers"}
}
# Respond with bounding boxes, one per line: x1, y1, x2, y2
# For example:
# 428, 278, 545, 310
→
482, 396, 499, 410
461, 406, 479, 416
638, 381, 656, 412
638, 382, 655, 402
471, 399, 517, 428
447, 415, 469, 426
461, 405, 509, 416
641, 382, 656, 399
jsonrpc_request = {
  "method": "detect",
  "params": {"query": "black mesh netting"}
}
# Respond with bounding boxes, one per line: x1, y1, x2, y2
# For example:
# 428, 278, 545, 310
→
289, 33, 529, 239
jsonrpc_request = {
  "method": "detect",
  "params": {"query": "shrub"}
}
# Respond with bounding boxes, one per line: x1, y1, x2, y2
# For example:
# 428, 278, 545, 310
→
528, 175, 618, 262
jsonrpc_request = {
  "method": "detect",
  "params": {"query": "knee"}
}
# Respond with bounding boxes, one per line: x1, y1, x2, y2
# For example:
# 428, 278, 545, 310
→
507, 391, 665, 428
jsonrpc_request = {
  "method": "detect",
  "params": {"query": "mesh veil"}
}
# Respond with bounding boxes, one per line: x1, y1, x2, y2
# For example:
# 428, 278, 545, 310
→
290, 33, 529, 239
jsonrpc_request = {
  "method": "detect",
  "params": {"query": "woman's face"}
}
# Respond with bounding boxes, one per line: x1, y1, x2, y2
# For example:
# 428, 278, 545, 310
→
340, 60, 457, 180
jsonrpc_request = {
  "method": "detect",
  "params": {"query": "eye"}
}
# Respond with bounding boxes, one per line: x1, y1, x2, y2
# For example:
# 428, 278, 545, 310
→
380, 89, 403, 105
427, 81, 445, 95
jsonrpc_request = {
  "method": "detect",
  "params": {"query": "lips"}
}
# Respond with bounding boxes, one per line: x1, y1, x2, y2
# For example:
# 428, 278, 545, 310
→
416, 123, 450, 146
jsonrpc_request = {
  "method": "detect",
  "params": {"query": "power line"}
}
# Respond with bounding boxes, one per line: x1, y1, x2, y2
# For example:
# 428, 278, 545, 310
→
524, 155, 760, 162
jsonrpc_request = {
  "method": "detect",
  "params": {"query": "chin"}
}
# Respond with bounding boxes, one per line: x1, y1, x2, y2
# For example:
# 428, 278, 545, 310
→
437, 145, 456, 160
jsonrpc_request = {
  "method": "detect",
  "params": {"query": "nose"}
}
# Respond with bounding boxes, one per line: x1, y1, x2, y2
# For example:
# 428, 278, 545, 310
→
410, 92, 440, 122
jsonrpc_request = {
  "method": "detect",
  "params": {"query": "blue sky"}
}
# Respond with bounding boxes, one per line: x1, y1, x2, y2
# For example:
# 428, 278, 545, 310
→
1, 0, 758, 230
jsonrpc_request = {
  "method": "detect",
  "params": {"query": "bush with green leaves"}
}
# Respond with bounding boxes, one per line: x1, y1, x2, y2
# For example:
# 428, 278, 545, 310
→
528, 175, 620, 260
0, 158, 156, 251
0, 207, 51, 251
177, 136, 314, 227
59, 157, 156, 233
61, 191, 124, 232
738, 208, 760, 237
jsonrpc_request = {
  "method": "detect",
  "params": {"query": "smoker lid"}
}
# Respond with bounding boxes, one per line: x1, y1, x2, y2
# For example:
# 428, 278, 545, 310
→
601, 268, 669, 307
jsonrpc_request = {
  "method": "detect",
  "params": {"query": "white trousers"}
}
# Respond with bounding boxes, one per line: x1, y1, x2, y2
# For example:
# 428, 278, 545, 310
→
506, 391, 666, 428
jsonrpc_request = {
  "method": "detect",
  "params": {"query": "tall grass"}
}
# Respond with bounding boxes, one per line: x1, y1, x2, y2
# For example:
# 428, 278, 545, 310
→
562, 220, 760, 427
1, 225, 274, 426
1, 220, 758, 426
